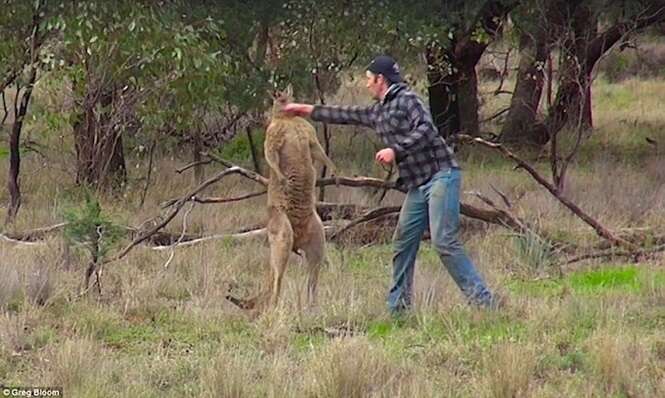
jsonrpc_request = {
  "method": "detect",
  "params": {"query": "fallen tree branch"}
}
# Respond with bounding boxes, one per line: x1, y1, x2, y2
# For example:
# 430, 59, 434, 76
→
330, 206, 401, 241
161, 190, 267, 208
0, 222, 69, 243
316, 202, 365, 220
150, 224, 339, 250
112, 166, 246, 261
457, 134, 639, 251
201, 152, 269, 185
561, 243, 665, 267
151, 228, 268, 250
176, 159, 214, 174
317, 176, 398, 190
77, 166, 253, 294
0, 233, 46, 246
188, 156, 533, 232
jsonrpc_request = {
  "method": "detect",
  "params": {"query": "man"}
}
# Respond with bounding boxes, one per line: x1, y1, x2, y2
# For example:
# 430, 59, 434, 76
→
284, 55, 496, 312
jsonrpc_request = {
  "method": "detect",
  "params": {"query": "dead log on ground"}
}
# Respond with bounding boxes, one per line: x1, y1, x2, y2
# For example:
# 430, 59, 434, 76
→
457, 134, 639, 251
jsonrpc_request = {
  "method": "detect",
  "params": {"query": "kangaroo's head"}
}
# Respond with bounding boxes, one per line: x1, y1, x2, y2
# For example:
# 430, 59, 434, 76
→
271, 84, 293, 116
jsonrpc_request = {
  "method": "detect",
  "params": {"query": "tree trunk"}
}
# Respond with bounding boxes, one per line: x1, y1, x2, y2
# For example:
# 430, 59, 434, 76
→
426, 42, 481, 139
193, 133, 205, 184
426, 1, 517, 139
545, 3, 600, 136
560, 0, 665, 135
456, 61, 480, 135
547, 6, 596, 135
426, 44, 459, 140
6, 77, 37, 223
246, 125, 261, 174
73, 85, 127, 190
501, 32, 549, 145
6, 2, 43, 223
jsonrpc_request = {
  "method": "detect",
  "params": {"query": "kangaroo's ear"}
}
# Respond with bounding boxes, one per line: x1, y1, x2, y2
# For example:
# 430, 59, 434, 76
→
285, 83, 293, 99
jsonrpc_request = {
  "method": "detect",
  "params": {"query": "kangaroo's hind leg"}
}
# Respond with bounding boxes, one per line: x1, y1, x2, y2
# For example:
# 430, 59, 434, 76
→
226, 207, 293, 311
266, 207, 294, 309
297, 213, 326, 308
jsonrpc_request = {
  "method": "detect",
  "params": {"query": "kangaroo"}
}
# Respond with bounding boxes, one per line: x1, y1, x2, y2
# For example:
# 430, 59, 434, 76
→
227, 85, 336, 311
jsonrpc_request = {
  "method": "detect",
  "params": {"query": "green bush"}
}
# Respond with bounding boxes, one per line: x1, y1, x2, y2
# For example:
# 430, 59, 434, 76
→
217, 129, 265, 166
63, 193, 125, 264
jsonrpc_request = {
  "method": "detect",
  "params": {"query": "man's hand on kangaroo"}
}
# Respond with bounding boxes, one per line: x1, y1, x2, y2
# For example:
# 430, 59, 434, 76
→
283, 103, 314, 117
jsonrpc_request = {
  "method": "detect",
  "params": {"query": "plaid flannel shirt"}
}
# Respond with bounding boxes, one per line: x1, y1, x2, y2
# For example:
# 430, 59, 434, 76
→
311, 83, 458, 190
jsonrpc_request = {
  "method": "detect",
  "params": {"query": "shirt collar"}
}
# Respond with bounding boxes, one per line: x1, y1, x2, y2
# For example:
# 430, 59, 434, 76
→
380, 83, 404, 104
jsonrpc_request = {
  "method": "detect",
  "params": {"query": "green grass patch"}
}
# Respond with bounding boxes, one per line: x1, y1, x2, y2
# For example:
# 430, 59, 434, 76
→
506, 278, 565, 298
341, 245, 393, 278
367, 319, 397, 339
101, 312, 241, 354
66, 302, 252, 355
364, 309, 528, 352
594, 83, 637, 110
540, 347, 588, 373
291, 333, 326, 353
456, 315, 526, 347
30, 325, 59, 349
434, 310, 528, 347
507, 266, 665, 297
568, 266, 640, 293
0, 146, 33, 160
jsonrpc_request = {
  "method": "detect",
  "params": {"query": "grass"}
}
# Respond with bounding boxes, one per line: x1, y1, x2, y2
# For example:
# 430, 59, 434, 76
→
507, 265, 665, 298
2, 68, 665, 396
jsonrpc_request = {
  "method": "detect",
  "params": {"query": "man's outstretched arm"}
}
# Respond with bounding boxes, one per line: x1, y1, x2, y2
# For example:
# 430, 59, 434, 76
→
284, 103, 377, 128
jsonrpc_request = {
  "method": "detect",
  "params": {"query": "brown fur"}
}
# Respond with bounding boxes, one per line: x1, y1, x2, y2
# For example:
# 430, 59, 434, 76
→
227, 85, 336, 311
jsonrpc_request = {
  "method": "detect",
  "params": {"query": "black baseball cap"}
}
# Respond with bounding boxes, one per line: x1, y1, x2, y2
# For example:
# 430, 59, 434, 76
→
367, 55, 402, 83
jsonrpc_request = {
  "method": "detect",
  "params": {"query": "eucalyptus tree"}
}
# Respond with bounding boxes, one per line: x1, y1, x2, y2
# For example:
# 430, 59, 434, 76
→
1, 0, 48, 223
544, 0, 665, 136
44, 0, 236, 190
366, 0, 517, 139
0, 0, 36, 93
500, 0, 561, 145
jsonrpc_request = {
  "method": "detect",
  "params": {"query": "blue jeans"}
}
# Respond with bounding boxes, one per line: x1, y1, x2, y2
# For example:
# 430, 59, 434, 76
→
388, 168, 494, 312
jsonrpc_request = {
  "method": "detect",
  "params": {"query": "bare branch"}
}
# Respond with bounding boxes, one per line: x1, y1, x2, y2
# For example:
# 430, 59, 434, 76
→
1, 91, 8, 126
330, 206, 401, 241
175, 159, 214, 174
561, 244, 665, 267
458, 134, 639, 251
374, 164, 395, 205
161, 190, 267, 209
151, 228, 268, 250
0, 70, 18, 94
316, 176, 399, 190
202, 152, 269, 185
312, 172, 533, 232
481, 107, 510, 124
136, 139, 155, 204
162, 202, 195, 269
493, 47, 512, 95
489, 184, 512, 208
112, 166, 247, 262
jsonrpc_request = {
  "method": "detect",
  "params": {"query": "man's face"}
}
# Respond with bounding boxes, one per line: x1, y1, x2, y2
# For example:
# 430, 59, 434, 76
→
365, 71, 385, 100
